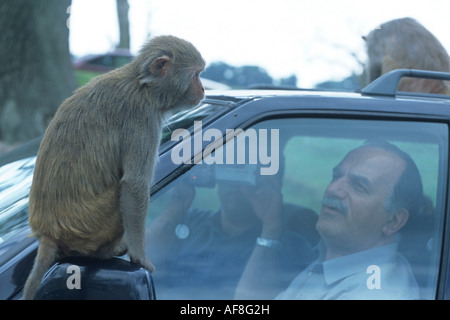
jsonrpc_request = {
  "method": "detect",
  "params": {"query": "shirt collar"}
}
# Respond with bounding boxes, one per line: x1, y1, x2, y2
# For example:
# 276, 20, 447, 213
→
318, 242, 398, 285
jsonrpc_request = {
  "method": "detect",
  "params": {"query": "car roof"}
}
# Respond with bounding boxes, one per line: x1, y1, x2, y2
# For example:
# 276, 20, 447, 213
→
205, 87, 450, 116
205, 69, 450, 113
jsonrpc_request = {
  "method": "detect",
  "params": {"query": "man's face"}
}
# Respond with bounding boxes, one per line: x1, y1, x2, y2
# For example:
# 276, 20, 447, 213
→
218, 183, 254, 220
316, 146, 406, 257
217, 172, 282, 226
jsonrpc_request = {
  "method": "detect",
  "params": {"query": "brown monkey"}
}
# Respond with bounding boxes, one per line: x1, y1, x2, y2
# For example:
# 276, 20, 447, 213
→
364, 17, 450, 94
22, 35, 205, 299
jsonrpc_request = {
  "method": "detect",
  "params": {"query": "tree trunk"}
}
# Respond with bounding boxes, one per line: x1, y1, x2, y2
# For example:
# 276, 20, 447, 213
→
0, 0, 75, 145
116, 0, 130, 49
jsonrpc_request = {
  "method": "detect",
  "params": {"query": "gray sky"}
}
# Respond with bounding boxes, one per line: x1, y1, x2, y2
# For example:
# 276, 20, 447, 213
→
69, 0, 450, 88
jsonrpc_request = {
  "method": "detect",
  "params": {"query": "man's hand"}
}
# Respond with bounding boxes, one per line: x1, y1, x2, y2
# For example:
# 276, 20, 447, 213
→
242, 177, 283, 239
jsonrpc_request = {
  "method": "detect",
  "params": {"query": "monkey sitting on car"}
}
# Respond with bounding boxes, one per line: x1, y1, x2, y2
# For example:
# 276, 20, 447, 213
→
364, 17, 450, 94
22, 35, 206, 300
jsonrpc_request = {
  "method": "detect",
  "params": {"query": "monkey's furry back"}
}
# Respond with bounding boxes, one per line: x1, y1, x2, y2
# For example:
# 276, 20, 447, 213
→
28, 64, 164, 254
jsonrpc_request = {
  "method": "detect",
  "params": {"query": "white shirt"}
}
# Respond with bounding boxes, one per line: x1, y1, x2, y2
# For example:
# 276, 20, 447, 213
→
276, 242, 420, 300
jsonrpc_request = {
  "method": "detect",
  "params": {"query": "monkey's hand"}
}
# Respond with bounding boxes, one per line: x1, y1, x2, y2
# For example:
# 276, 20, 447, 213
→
113, 240, 128, 257
122, 228, 155, 272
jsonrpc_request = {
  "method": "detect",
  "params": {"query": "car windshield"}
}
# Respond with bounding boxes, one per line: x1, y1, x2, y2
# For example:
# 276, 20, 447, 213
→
160, 97, 238, 149
0, 157, 35, 255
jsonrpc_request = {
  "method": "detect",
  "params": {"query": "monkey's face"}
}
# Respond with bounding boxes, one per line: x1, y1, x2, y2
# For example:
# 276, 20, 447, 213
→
162, 64, 205, 114
137, 36, 206, 113
183, 69, 205, 106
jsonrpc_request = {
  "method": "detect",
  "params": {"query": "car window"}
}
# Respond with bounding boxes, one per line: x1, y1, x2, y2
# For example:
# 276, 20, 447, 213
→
145, 117, 447, 300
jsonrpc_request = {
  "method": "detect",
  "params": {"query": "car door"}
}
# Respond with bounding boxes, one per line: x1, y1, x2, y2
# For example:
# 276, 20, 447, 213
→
143, 107, 448, 300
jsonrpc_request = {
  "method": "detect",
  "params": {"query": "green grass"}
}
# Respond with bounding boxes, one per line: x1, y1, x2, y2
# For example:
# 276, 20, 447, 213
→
74, 70, 102, 87
282, 137, 363, 212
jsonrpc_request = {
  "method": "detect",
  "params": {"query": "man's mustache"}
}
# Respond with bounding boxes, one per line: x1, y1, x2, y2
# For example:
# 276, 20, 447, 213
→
321, 196, 349, 215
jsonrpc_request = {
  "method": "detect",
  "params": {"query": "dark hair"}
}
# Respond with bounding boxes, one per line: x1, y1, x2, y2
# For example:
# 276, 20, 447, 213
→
359, 140, 433, 219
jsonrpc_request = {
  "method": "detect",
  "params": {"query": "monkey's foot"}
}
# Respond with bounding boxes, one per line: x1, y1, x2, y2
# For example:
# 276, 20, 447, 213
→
113, 241, 128, 257
130, 255, 155, 273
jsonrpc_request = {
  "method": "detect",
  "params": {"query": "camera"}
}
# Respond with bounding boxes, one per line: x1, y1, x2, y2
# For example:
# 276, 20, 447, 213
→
185, 163, 258, 188
215, 163, 258, 187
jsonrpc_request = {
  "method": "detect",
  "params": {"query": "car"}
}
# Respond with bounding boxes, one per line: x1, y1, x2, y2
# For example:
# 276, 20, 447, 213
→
72, 48, 134, 73
72, 49, 134, 87
0, 69, 450, 300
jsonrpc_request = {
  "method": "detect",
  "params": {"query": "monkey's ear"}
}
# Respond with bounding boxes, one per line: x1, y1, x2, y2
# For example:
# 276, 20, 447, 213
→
149, 56, 172, 77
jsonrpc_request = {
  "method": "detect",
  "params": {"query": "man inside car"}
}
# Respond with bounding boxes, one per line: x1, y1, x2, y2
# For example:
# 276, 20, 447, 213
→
145, 154, 316, 299
236, 140, 432, 299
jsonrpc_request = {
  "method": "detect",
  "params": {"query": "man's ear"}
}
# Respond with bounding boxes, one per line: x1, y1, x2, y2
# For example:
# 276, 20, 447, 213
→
149, 55, 171, 77
383, 208, 409, 236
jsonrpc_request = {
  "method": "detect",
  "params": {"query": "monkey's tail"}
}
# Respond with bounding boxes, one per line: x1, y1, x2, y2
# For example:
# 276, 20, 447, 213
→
22, 236, 59, 300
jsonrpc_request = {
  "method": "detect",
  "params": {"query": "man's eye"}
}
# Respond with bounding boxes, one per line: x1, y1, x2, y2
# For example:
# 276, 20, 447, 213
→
352, 181, 368, 193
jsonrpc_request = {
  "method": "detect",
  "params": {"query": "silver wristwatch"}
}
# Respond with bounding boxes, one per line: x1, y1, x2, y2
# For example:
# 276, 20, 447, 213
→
256, 237, 282, 249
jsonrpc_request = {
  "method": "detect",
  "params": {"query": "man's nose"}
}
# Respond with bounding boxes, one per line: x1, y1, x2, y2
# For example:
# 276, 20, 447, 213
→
326, 176, 348, 199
